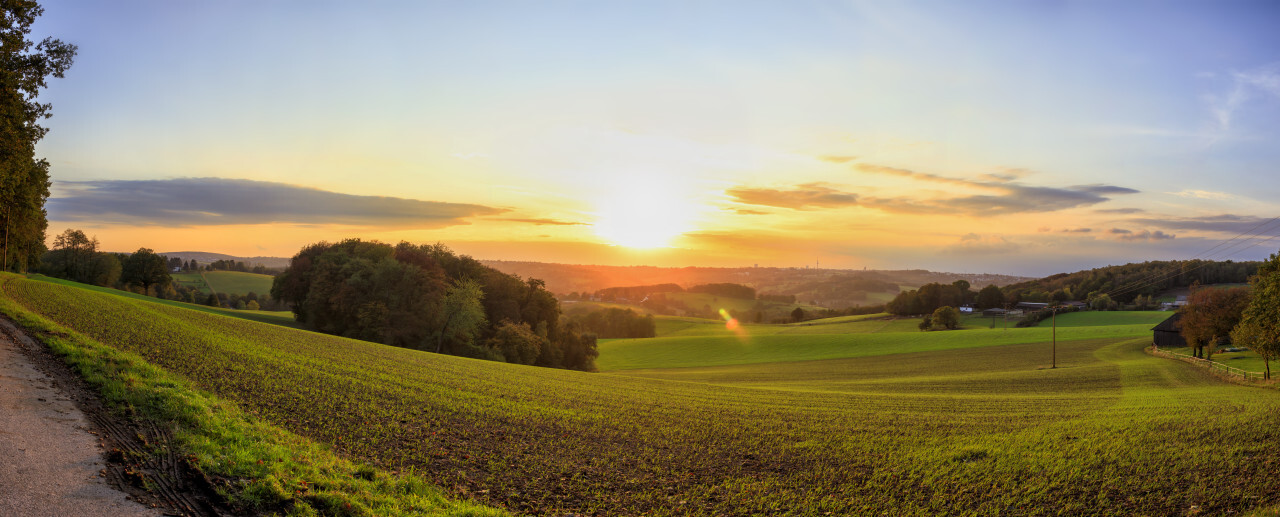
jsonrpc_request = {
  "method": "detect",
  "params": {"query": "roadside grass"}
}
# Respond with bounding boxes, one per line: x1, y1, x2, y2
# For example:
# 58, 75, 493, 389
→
28, 275, 299, 328
203, 271, 276, 296
0, 273, 502, 517
6, 273, 1280, 515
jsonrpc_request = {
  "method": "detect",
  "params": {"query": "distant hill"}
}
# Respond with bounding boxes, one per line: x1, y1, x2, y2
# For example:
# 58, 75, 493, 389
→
160, 251, 291, 269
1003, 259, 1260, 303
481, 260, 1032, 300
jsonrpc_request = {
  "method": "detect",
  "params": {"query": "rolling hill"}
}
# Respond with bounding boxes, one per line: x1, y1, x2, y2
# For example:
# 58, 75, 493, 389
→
3, 273, 1279, 515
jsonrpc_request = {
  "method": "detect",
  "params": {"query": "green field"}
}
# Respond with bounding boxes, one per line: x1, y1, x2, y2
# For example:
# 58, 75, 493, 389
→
29, 275, 298, 328
4, 274, 1280, 515
171, 271, 211, 294
203, 270, 275, 296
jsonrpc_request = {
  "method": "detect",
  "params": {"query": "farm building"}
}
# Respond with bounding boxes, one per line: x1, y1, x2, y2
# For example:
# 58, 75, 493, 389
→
982, 308, 1006, 317
1152, 312, 1186, 349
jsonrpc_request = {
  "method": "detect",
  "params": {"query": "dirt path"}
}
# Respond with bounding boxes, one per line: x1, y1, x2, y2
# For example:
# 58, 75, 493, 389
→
0, 318, 161, 517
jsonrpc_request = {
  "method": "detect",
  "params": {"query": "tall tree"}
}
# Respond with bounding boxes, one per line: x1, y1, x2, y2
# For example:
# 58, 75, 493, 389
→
1179, 286, 1250, 360
1, 1, 75, 271
1231, 252, 1280, 380
121, 248, 171, 296
435, 278, 487, 353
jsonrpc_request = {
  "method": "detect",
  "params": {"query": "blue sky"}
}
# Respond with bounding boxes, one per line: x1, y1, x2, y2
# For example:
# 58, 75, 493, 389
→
30, 0, 1280, 276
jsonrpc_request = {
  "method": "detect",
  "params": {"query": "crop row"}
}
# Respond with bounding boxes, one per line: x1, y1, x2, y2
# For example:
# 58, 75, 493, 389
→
6, 276, 1280, 515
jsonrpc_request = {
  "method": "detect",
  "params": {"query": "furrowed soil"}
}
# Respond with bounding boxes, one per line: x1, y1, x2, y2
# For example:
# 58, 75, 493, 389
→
5, 274, 1280, 516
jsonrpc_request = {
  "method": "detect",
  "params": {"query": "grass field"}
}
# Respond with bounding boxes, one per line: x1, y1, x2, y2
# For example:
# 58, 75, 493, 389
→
28, 275, 298, 328
4, 274, 1280, 515
171, 272, 210, 294
202, 270, 275, 296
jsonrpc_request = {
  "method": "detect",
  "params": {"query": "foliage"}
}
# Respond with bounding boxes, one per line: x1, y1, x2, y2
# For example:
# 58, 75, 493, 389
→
687, 282, 757, 300
1004, 259, 1259, 303
1180, 285, 1251, 360
976, 283, 1005, 309
0, 1, 76, 272
887, 282, 967, 316
1233, 252, 1280, 380
930, 305, 960, 330
8, 275, 1280, 515
570, 307, 655, 338
435, 278, 487, 353
486, 320, 546, 365
272, 239, 595, 370
594, 283, 682, 302
790, 306, 805, 323
121, 247, 172, 295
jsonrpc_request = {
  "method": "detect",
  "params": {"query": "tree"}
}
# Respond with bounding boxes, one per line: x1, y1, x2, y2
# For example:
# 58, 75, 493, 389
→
791, 307, 805, 323
487, 321, 547, 365
1179, 286, 1250, 360
1, 1, 75, 272
435, 278, 487, 353
931, 306, 961, 330
1231, 252, 1280, 379
121, 248, 171, 296
970, 285, 1004, 311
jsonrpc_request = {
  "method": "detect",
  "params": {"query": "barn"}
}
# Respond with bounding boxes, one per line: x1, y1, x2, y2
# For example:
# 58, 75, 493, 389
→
1152, 312, 1186, 349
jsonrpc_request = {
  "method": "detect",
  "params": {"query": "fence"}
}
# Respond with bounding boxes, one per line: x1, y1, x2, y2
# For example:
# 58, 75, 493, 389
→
1149, 345, 1267, 382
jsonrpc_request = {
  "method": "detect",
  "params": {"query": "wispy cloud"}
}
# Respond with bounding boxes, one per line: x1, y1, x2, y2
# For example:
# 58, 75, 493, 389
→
942, 233, 1021, 256
1117, 230, 1176, 242
495, 217, 588, 226
1128, 214, 1274, 234
1168, 189, 1233, 201
852, 163, 1138, 216
1096, 208, 1145, 214
730, 163, 1137, 217
1207, 62, 1280, 137
817, 155, 858, 164
48, 178, 505, 227
725, 183, 860, 210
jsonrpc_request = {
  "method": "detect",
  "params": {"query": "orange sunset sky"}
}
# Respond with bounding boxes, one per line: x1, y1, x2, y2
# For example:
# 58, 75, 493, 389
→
31, 1, 1280, 276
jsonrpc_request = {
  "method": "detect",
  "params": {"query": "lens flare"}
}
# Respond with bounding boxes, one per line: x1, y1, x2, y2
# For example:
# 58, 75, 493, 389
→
718, 308, 749, 341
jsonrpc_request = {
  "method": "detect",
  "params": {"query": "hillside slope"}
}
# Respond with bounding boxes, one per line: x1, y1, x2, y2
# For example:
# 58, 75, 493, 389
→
4, 274, 1280, 515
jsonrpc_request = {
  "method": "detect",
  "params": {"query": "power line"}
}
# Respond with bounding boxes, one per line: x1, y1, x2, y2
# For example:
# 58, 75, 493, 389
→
1101, 217, 1280, 300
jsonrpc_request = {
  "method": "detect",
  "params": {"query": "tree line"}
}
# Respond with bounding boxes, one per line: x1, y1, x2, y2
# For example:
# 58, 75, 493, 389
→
0, 1, 74, 273
38, 229, 286, 310
271, 239, 598, 371
1175, 253, 1280, 380
1002, 260, 1257, 304
569, 307, 656, 338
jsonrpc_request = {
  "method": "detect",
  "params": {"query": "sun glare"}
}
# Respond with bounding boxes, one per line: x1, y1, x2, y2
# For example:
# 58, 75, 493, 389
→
593, 174, 698, 248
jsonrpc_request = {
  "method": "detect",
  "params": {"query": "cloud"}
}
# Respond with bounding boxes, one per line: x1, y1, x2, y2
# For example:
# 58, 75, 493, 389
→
852, 163, 1138, 216
1107, 228, 1133, 235
1128, 214, 1275, 234
725, 183, 860, 210
1207, 62, 1280, 135
818, 155, 858, 164
48, 177, 506, 227
1060, 228, 1093, 233
942, 233, 1022, 256
496, 217, 587, 226
729, 208, 772, 215
1096, 208, 1145, 214
1169, 189, 1233, 201
1117, 230, 1176, 242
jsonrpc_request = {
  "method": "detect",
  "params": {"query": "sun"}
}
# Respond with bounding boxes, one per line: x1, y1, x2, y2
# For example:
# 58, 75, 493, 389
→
592, 175, 698, 248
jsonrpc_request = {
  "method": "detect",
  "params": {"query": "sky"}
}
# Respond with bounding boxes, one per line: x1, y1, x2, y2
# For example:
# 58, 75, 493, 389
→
29, 0, 1280, 276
